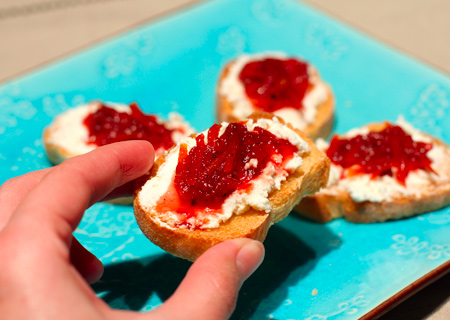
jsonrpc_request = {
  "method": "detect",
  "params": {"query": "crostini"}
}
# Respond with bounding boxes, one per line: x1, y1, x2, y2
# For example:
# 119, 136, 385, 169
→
43, 101, 194, 164
134, 113, 330, 260
217, 52, 334, 140
295, 117, 450, 223
43, 101, 194, 204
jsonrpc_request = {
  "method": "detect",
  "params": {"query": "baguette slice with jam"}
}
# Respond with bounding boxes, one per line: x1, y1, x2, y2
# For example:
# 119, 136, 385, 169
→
43, 101, 194, 204
134, 113, 330, 261
295, 119, 450, 223
43, 101, 194, 165
217, 53, 335, 141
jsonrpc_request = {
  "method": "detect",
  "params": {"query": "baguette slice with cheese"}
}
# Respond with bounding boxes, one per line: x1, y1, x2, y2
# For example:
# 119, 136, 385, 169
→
295, 118, 450, 223
217, 53, 335, 141
134, 113, 330, 261
43, 101, 194, 165
43, 101, 194, 204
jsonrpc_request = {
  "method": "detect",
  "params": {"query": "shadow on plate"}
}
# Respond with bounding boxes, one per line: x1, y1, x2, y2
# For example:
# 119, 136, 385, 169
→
231, 218, 339, 319
92, 216, 340, 318
92, 254, 192, 310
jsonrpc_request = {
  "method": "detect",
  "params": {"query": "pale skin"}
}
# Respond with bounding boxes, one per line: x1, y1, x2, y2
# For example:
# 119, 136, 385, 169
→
0, 141, 265, 320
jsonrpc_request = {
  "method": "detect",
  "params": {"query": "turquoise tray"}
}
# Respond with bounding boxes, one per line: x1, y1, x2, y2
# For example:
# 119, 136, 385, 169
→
1, 0, 450, 319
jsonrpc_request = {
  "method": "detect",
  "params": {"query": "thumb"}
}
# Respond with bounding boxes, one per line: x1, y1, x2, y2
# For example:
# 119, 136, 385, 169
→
151, 239, 264, 320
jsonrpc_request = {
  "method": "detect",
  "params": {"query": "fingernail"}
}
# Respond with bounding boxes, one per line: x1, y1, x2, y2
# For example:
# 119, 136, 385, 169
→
235, 240, 265, 282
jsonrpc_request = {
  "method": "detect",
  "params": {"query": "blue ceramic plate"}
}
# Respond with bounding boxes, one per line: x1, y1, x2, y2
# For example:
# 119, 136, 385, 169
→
1, 0, 450, 319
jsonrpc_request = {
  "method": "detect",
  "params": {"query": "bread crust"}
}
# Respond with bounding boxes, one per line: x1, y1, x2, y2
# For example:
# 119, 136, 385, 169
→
295, 122, 450, 223
134, 113, 330, 260
43, 127, 79, 165
217, 62, 335, 141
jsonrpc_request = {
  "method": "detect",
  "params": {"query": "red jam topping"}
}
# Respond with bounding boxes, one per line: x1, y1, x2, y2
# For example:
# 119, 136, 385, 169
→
83, 103, 175, 150
238, 58, 312, 112
326, 124, 434, 183
155, 122, 299, 227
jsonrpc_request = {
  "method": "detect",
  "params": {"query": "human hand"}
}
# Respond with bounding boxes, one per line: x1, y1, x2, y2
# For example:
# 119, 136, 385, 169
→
0, 141, 265, 320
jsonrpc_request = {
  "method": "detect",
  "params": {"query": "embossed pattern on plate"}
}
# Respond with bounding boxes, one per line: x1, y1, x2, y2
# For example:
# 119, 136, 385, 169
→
1, 0, 450, 319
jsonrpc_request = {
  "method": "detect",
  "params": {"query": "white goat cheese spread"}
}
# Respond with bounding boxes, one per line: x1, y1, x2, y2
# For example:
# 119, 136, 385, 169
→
219, 52, 328, 130
46, 101, 193, 158
316, 117, 449, 202
138, 117, 310, 230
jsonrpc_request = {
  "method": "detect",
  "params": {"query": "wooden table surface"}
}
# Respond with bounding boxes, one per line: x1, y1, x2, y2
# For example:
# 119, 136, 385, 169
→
1, 1, 449, 319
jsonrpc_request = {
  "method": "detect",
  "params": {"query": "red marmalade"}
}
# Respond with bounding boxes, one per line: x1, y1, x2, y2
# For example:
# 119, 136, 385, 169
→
156, 122, 299, 227
326, 124, 434, 183
83, 103, 175, 151
238, 58, 312, 113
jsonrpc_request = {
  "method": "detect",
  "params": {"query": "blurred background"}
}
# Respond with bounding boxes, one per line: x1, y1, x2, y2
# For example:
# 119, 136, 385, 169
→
1, 1, 449, 319
0, 0, 449, 83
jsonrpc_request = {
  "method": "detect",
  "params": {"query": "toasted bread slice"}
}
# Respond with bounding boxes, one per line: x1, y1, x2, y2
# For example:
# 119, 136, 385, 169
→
217, 54, 335, 141
134, 113, 330, 261
43, 101, 194, 165
43, 101, 194, 205
295, 119, 450, 223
